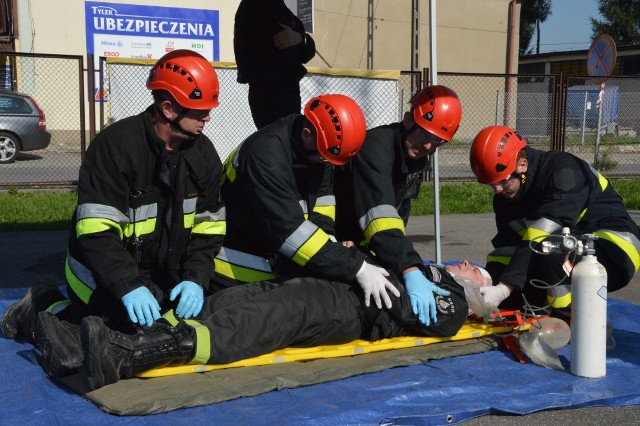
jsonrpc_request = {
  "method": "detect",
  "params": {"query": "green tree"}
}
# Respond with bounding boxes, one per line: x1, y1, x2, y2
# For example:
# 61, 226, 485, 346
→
520, 0, 553, 55
591, 0, 640, 46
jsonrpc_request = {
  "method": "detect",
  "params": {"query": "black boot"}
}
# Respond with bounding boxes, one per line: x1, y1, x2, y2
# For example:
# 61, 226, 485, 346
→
81, 316, 195, 391
1, 288, 36, 343
35, 311, 83, 378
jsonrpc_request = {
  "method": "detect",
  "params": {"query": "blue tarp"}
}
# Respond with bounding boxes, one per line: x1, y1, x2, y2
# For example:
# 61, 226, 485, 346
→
1, 286, 639, 425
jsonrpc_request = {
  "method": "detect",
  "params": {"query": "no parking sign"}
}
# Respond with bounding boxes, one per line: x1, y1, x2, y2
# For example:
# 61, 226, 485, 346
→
587, 34, 616, 83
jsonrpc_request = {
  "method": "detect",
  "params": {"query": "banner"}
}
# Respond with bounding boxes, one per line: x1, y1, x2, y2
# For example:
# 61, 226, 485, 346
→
85, 2, 220, 62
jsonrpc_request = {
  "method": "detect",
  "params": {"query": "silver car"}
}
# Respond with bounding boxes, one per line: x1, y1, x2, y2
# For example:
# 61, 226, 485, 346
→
0, 89, 52, 164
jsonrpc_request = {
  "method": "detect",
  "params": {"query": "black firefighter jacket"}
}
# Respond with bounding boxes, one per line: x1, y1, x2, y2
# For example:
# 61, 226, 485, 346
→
219, 115, 366, 283
66, 107, 225, 307
491, 146, 640, 290
334, 123, 430, 277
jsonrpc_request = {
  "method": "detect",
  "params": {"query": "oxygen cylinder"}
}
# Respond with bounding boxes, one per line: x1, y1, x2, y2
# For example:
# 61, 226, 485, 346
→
570, 252, 608, 378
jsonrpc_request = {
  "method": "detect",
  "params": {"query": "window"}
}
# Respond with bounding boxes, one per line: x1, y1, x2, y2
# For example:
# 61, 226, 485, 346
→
0, 96, 32, 114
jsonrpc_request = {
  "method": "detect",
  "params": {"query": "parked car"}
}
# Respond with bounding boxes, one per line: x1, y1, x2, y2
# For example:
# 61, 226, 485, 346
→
0, 88, 51, 164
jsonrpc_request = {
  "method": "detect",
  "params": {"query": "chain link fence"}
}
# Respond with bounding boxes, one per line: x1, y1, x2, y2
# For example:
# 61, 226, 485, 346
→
564, 75, 640, 178
99, 59, 419, 163
435, 73, 557, 180
1, 52, 640, 189
0, 53, 85, 188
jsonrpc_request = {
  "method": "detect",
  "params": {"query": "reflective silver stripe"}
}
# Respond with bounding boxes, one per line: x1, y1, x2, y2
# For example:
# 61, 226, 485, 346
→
358, 205, 401, 230
616, 230, 640, 252
127, 203, 158, 222
195, 206, 226, 223
508, 217, 561, 235
600, 229, 640, 253
215, 247, 273, 273
527, 217, 562, 234
77, 203, 129, 225
67, 254, 97, 291
315, 195, 336, 207
280, 221, 319, 258
183, 197, 198, 215
299, 200, 308, 215
548, 284, 571, 298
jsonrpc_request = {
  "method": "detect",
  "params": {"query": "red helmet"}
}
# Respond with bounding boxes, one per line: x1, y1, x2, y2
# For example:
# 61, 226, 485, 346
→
470, 125, 527, 184
303, 94, 367, 166
410, 85, 462, 142
147, 49, 220, 110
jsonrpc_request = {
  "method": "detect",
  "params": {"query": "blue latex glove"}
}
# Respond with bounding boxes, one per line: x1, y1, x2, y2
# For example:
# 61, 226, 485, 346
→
121, 286, 161, 326
403, 270, 451, 326
170, 280, 204, 319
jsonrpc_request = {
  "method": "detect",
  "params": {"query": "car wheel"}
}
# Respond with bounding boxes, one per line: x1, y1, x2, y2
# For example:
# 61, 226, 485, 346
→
0, 131, 20, 164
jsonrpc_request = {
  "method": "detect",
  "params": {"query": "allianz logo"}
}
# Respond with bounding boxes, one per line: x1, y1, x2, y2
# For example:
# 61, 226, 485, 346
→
100, 41, 123, 47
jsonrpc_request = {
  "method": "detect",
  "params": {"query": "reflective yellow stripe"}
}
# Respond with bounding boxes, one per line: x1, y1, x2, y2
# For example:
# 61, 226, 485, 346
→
313, 205, 336, 221
363, 217, 405, 243
223, 148, 238, 183
45, 299, 71, 314
193, 220, 226, 236
77, 217, 123, 239
576, 208, 587, 223
547, 291, 572, 308
162, 310, 209, 364
124, 217, 156, 237
597, 171, 608, 191
486, 255, 511, 266
594, 230, 640, 272
65, 258, 93, 304
184, 212, 196, 229
214, 258, 276, 283
291, 230, 330, 266
520, 227, 550, 242
185, 319, 211, 364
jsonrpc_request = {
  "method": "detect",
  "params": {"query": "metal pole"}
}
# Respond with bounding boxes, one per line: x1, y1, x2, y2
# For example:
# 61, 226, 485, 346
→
580, 90, 588, 146
594, 82, 605, 168
429, 0, 441, 264
495, 90, 500, 125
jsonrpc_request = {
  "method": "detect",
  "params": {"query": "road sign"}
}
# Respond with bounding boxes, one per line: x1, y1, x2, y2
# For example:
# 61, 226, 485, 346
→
587, 34, 616, 83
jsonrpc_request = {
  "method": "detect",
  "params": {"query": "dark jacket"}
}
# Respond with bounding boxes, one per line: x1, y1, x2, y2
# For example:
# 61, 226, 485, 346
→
66, 107, 225, 305
492, 146, 640, 290
334, 123, 430, 277
234, 0, 315, 84
220, 115, 366, 282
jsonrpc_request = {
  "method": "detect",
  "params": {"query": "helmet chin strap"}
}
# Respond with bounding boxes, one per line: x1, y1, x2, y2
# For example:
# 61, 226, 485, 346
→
156, 104, 199, 139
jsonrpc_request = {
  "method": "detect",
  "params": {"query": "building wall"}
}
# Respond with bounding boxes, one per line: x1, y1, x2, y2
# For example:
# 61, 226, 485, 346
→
15, 0, 518, 74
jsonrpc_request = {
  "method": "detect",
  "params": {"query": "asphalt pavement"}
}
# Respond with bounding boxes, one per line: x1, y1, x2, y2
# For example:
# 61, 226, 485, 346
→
1, 212, 639, 424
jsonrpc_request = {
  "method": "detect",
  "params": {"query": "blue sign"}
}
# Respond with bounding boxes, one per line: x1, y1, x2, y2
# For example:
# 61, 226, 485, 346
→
587, 34, 616, 82
85, 2, 220, 61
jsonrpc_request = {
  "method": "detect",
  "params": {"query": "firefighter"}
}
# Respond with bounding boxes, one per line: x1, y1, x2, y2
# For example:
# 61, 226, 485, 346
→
37, 261, 479, 390
1, 49, 225, 377
214, 93, 403, 311
470, 125, 640, 318
334, 85, 463, 326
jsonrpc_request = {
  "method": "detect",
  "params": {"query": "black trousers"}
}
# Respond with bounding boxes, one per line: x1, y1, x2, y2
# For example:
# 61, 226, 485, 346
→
248, 80, 302, 129
194, 272, 468, 364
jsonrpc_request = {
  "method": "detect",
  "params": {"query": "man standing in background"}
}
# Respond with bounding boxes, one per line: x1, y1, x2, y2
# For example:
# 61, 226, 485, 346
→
234, 0, 316, 129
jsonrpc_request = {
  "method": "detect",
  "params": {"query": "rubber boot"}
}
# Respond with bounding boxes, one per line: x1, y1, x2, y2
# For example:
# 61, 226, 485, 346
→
81, 316, 195, 391
35, 311, 83, 378
1, 288, 36, 343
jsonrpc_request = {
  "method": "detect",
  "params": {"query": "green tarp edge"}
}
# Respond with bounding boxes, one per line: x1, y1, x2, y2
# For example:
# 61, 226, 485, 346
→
54, 336, 500, 416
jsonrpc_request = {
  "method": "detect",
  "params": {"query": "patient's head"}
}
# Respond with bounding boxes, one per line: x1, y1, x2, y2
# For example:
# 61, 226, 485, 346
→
444, 260, 492, 287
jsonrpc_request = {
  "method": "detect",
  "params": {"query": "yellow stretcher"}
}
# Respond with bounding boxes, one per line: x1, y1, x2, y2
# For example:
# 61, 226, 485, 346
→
138, 319, 530, 378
